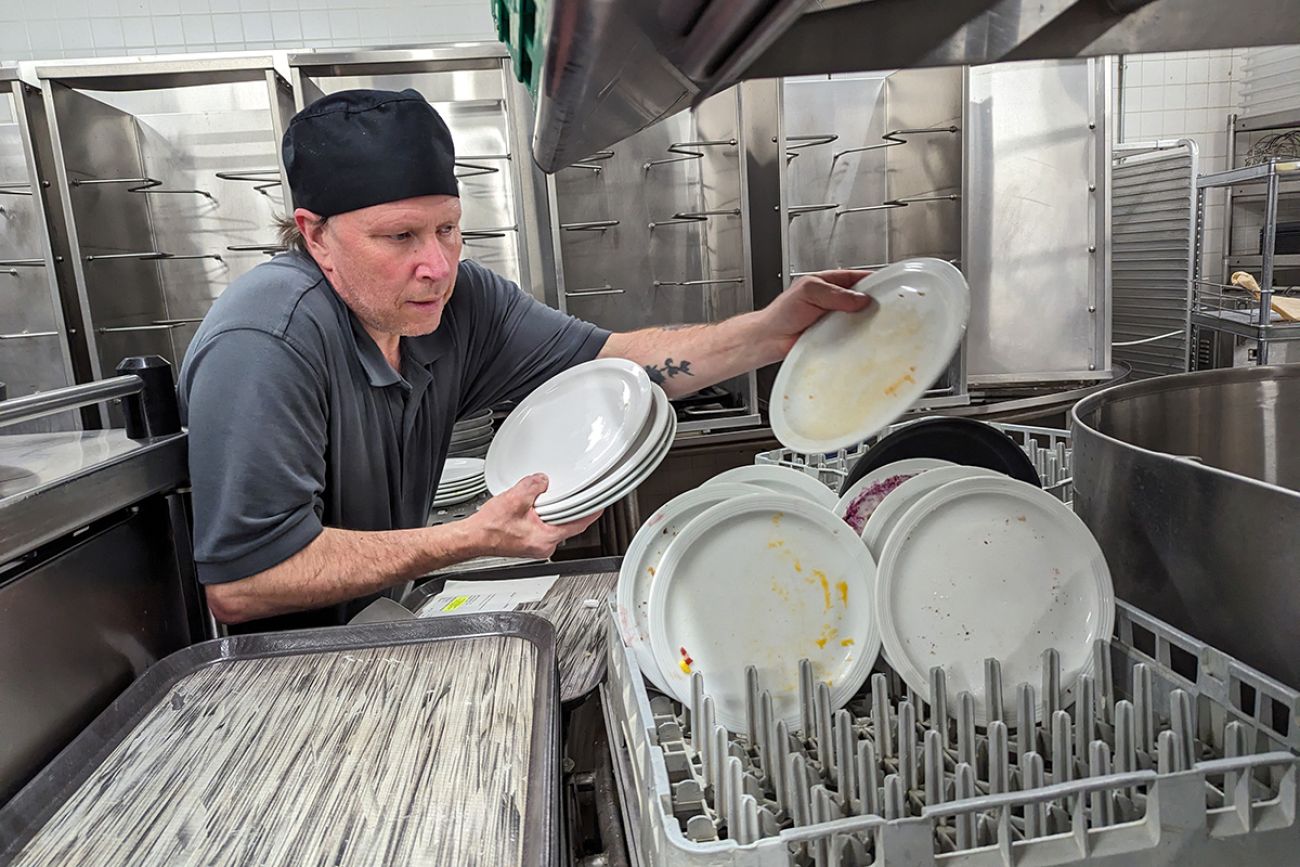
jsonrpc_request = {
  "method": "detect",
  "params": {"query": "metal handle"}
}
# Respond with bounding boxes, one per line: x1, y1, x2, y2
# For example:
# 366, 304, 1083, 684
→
462, 225, 519, 239
645, 138, 737, 171
653, 278, 745, 287
0, 181, 33, 196
832, 126, 959, 162
72, 177, 214, 200
215, 169, 282, 196
561, 220, 619, 232
837, 193, 960, 217
681, 405, 745, 417
565, 285, 625, 297
85, 251, 224, 263
566, 151, 615, 173
649, 208, 740, 229
785, 203, 840, 217
454, 154, 511, 178
98, 320, 203, 333
0, 374, 141, 428
225, 243, 286, 254
0, 258, 46, 267
0, 330, 59, 340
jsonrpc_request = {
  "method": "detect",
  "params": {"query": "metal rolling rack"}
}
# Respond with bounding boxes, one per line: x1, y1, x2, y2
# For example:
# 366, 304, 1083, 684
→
546, 87, 759, 433
288, 45, 550, 299
34, 55, 296, 389
1110, 140, 1199, 379
0, 67, 77, 430
602, 431, 1300, 866
1193, 158, 1300, 366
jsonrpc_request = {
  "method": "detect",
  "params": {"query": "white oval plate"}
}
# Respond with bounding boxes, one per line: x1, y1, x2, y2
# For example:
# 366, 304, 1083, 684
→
704, 464, 837, 510
486, 359, 653, 505
770, 259, 971, 453
875, 475, 1115, 727
440, 457, 486, 486
535, 387, 668, 517
539, 409, 678, 524
616, 482, 768, 692
835, 458, 955, 534
649, 492, 881, 732
860, 465, 1002, 560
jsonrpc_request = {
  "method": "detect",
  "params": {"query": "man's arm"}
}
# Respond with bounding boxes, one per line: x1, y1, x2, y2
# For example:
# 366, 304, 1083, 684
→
207, 474, 598, 623
598, 270, 874, 397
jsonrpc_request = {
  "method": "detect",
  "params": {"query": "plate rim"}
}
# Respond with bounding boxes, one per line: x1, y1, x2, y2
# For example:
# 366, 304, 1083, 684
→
485, 358, 654, 502
704, 464, 838, 510
616, 481, 769, 692
770, 258, 971, 453
834, 458, 956, 526
534, 387, 669, 515
858, 465, 1000, 558
537, 409, 678, 523
874, 474, 1115, 726
647, 490, 882, 731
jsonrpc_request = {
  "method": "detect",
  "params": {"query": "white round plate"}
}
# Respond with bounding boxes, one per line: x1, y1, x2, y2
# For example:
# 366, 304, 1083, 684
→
860, 465, 1001, 560
486, 359, 653, 505
770, 259, 971, 453
450, 423, 493, 442
835, 458, 955, 534
452, 445, 492, 459
435, 481, 486, 497
648, 492, 881, 732
875, 475, 1115, 727
535, 387, 669, 517
440, 458, 486, 486
704, 464, 837, 510
539, 410, 677, 524
616, 482, 768, 691
432, 486, 487, 507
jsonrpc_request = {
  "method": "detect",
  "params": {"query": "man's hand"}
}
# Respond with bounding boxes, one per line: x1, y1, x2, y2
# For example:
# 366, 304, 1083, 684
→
466, 473, 602, 559
756, 269, 875, 357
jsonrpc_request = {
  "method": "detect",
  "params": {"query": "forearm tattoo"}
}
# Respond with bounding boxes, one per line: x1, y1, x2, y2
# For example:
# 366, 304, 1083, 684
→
645, 358, 695, 385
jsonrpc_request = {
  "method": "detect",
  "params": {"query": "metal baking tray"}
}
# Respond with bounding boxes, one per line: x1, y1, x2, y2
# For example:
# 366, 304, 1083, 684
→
404, 556, 621, 705
0, 613, 560, 867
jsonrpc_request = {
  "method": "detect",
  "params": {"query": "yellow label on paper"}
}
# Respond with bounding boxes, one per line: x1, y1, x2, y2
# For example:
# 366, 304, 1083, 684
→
442, 595, 470, 612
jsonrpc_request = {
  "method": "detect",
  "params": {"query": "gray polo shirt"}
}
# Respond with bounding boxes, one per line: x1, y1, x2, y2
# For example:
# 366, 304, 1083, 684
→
178, 251, 609, 627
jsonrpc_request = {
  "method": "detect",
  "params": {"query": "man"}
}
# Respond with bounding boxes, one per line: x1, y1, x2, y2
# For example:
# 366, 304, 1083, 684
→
179, 88, 871, 630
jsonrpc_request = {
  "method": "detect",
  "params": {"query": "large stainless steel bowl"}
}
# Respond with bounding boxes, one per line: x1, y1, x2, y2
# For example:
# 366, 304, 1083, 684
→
1071, 364, 1300, 690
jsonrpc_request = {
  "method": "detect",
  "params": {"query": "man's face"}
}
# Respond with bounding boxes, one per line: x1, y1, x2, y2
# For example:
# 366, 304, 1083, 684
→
300, 195, 463, 339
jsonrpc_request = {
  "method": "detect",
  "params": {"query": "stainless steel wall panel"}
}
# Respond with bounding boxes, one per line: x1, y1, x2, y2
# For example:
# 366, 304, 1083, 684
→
965, 58, 1111, 383
0, 77, 77, 432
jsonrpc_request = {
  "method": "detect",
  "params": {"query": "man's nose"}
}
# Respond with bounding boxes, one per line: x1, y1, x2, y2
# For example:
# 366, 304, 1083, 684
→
414, 236, 453, 280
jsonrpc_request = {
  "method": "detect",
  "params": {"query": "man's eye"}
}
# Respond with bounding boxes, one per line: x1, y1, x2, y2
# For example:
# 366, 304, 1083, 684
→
388, 232, 412, 242
437, 225, 457, 236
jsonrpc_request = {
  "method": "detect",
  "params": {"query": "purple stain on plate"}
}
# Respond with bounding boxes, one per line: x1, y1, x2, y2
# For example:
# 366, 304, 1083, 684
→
842, 474, 912, 533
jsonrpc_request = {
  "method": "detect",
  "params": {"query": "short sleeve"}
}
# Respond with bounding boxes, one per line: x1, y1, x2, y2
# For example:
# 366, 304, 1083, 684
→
179, 328, 328, 584
455, 262, 610, 413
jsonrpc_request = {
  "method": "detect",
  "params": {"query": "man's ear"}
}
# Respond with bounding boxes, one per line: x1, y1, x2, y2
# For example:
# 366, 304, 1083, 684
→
295, 208, 332, 268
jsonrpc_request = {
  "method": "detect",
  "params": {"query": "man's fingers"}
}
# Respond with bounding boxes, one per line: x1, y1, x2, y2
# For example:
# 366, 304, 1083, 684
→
510, 472, 550, 504
800, 277, 875, 313
551, 508, 604, 536
810, 268, 872, 289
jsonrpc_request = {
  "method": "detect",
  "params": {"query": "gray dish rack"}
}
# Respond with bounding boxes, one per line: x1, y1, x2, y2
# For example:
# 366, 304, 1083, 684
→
601, 422, 1299, 865
754, 421, 1074, 506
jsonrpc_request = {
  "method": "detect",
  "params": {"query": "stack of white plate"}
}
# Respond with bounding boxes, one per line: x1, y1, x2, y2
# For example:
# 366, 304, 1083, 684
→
432, 458, 487, 507
448, 408, 494, 459
485, 359, 676, 524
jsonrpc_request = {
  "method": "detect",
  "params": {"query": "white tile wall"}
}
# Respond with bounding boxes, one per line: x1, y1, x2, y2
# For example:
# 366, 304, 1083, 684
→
0, 0, 496, 59
1118, 49, 1252, 276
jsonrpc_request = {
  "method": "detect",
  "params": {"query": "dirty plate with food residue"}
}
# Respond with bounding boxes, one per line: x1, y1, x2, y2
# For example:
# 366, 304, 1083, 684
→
770, 258, 970, 454
875, 475, 1114, 727
834, 457, 955, 534
616, 482, 767, 692
648, 492, 881, 732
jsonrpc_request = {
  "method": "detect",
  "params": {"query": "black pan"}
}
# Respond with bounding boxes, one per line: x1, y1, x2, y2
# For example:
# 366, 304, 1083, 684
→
839, 417, 1041, 495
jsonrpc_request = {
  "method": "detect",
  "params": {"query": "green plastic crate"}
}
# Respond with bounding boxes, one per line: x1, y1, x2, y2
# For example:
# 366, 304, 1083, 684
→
492, 0, 543, 96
